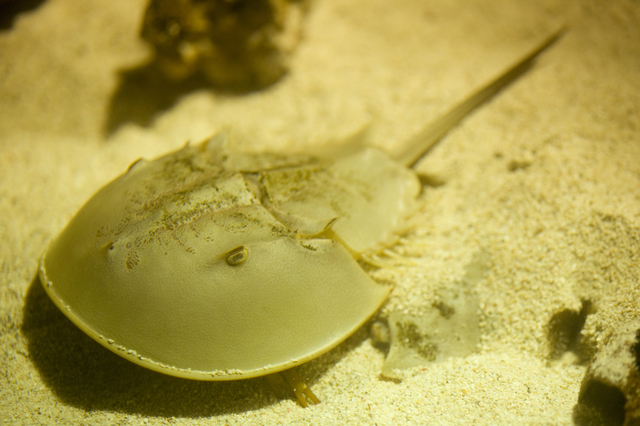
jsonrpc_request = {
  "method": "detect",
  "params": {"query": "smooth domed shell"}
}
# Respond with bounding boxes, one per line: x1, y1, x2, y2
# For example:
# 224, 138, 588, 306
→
39, 139, 418, 379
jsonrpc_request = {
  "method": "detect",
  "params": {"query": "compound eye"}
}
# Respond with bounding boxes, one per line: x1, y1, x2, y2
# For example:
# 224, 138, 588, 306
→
226, 246, 248, 266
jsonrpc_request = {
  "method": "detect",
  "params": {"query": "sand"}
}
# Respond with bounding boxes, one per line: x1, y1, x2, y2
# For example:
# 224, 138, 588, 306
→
2, 0, 640, 424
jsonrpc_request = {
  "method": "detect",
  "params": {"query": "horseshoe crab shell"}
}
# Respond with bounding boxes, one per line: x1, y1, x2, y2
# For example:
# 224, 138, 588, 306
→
39, 138, 416, 379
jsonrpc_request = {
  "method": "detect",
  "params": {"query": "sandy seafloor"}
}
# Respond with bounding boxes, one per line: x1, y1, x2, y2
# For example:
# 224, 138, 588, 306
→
2, 0, 640, 424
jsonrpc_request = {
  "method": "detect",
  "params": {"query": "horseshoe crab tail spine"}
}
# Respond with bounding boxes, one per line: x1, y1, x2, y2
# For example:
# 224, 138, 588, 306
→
394, 28, 566, 169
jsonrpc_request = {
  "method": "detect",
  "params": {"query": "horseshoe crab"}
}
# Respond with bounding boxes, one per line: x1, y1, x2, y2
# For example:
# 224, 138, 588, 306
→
38, 30, 562, 407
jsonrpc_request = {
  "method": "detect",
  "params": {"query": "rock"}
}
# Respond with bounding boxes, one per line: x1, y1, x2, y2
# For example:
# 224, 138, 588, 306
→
141, 0, 309, 91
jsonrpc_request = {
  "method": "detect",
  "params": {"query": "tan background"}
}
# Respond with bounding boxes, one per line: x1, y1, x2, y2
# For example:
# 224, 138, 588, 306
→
1, 0, 640, 424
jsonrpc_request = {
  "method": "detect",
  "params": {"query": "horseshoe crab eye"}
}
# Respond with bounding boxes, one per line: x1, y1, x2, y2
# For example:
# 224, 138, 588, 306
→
226, 246, 248, 266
